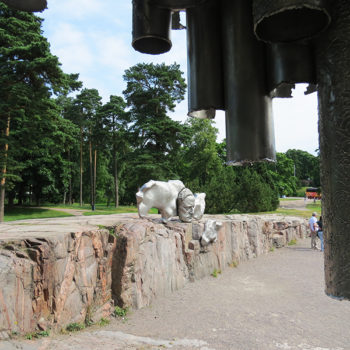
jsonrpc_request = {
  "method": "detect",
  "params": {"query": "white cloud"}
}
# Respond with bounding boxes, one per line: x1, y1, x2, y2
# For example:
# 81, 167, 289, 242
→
46, 0, 106, 20
47, 23, 94, 72
273, 85, 319, 154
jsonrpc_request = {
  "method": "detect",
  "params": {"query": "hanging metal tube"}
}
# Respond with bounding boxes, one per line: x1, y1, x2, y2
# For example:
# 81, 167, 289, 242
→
253, 0, 331, 43
1, 0, 47, 12
150, 0, 207, 10
266, 42, 316, 98
186, 0, 224, 119
221, 0, 275, 165
132, 0, 172, 55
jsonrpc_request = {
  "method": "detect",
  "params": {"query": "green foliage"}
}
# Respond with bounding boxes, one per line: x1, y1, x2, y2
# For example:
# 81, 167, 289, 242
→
114, 305, 128, 318
233, 167, 279, 213
4, 207, 73, 222
98, 318, 110, 326
211, 268, 221, 278
0, 3, 80, 218
25, 330, 49, 339
229, 261, 238, 268
270, 153, 298, 196
285, 149, 320, 187
66, 323, 85, 332
121, 63, 187, 203
288, 239, 297, 246
296, 187, 307, 197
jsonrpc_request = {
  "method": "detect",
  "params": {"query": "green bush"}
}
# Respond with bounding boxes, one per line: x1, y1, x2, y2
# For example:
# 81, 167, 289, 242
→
66, 323, 85, 332
296, 187, 307, 197
114, 305, 128, 318
234, 168, 279, 213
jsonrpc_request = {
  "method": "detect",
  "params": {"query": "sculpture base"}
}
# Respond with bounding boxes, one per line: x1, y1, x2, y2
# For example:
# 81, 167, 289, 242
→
0, 214, 308, 338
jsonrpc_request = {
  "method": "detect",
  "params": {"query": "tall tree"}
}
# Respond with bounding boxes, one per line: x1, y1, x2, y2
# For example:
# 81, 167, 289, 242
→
285, 149, 320, 186
180, 118, 222, 190
98, 95, 129, 207
0, 3, 79, 221
122, 63, 187, 196
73, 88, 102, 210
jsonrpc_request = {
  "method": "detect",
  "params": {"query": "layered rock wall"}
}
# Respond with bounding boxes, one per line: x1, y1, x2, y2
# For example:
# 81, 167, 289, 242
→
114, 215, 308, 309
0, 214, 308, 337
0, 230, 116, 337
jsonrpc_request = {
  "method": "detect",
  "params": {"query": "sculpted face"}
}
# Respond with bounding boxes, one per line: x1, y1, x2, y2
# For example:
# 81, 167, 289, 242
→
177, 188, 195, 223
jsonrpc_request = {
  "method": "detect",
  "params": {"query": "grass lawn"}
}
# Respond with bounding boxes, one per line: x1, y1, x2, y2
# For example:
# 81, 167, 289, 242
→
41, 203, 159, 217
3, 201, 322, 222
279, 197, 303, 201
4, 207, 74, 222
82, 206, 158, 216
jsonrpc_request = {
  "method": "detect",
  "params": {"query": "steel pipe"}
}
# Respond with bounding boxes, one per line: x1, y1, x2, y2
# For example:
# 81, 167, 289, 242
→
186, 0, 224, 119
221, 0, 275, 165
253, 0, 331, 43
150, 0, 207, 10
132, 0, 172, 54
1, 0, 47, 12
266, 42, 316, 97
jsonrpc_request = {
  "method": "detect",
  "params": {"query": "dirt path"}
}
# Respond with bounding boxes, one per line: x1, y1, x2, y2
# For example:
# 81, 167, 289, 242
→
279, 197, 318, 211
4, 238, 350, 350
38, 207, 89, 216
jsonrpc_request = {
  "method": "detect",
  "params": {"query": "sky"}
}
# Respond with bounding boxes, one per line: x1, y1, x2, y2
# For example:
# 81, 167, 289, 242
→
40, 0, 319, 155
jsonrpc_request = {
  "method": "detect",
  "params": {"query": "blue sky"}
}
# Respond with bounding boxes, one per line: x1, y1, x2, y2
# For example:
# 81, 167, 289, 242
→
40, 0, 319, 155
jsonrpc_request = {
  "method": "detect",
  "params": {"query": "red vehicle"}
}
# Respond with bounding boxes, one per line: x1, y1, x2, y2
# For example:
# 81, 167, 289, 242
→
306, 187, 322, 200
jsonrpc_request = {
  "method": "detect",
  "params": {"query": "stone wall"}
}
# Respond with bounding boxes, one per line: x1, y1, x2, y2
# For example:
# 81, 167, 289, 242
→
113, 215, 308, 309
0, 214, 308, 338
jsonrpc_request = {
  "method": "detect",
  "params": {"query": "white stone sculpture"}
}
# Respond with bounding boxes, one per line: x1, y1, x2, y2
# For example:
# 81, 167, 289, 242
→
136, 180, 206, 223
136, 180, 186, 222
177, 188, 195, 223
193, 193, 206, 220
201, 220, 222, 246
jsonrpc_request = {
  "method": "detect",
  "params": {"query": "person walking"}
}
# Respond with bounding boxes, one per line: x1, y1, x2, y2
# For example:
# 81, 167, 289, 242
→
317, 216, 324, 252
309, 212, 318, 250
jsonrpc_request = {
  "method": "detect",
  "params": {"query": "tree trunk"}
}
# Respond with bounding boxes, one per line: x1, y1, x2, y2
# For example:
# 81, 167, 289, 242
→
316, 0, 350, 300
80, 126, 83, 207
113, 144, 119, 208
0, 116, 10, 223
94, 149, 97, 210
68, 149, 72, 205
113, 122, 119, 208
63, 191, 66, 205
8, 190, 15, 207
89, 132, 94, 211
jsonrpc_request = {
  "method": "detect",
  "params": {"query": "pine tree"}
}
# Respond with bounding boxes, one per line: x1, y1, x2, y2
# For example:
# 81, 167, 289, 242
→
0, 3, 79, 220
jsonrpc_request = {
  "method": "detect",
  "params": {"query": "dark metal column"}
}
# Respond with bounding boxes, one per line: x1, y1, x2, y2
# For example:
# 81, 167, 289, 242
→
253, 0, 331, 43
150, 0, 206, 10
186, 0, 224, 119
221, 0, 275, 165
316, 0, 350, 300
1, 0, 47, 12
266, 42, 316, 98
132, 0, 172, 54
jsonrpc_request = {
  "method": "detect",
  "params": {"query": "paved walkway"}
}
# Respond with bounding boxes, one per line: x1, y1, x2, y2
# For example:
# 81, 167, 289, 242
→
2, 238, 350, 350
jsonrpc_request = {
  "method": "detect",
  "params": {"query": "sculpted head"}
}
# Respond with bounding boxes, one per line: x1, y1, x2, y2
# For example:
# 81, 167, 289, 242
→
177, 188, 195, 223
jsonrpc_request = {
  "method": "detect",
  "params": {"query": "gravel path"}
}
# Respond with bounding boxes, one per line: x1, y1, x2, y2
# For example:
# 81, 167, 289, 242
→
3, 238, 350, 350
279, 198, 319, 211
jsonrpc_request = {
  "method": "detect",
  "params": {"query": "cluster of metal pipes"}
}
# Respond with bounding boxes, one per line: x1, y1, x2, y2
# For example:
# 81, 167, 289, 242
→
2, 0, 350, 301
132, 0, 330, 165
